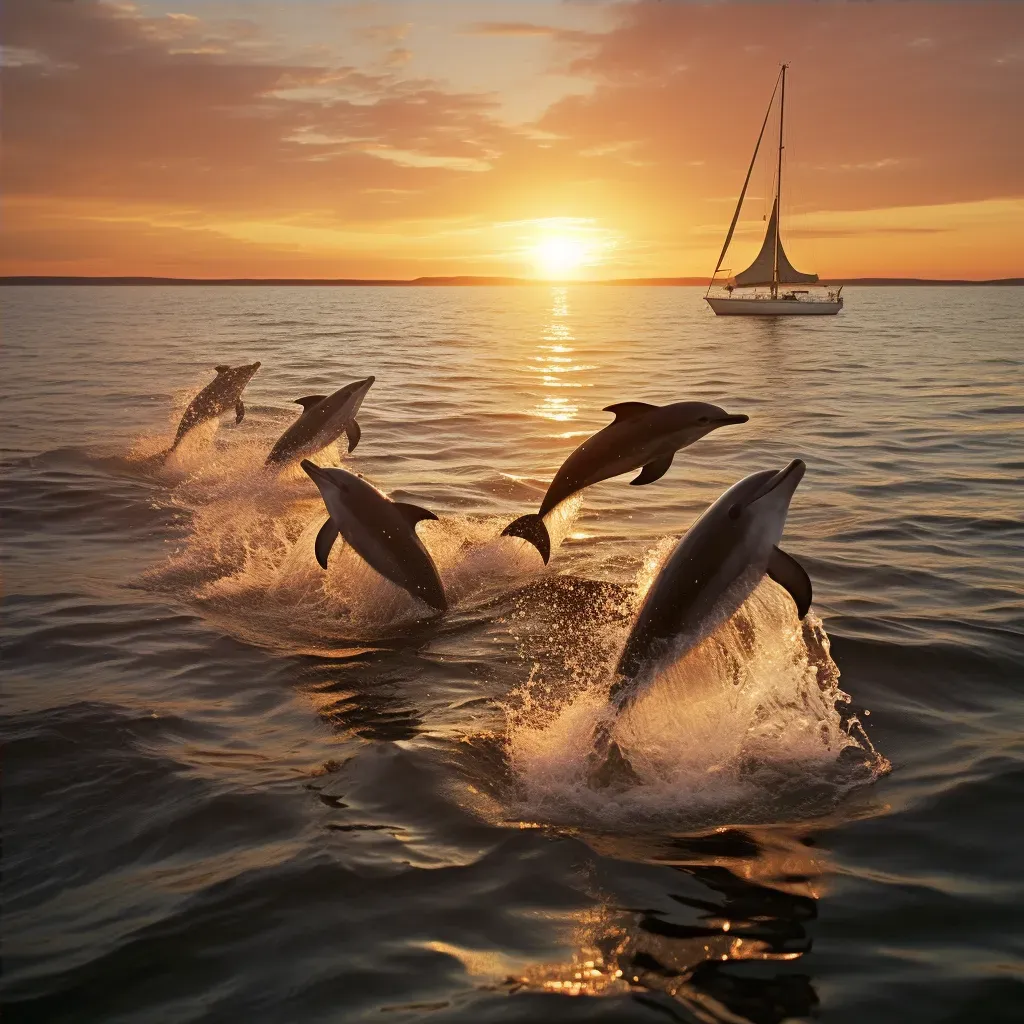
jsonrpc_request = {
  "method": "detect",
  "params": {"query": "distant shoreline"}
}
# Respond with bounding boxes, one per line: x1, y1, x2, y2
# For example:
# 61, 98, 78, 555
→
2, 275, 1021, 287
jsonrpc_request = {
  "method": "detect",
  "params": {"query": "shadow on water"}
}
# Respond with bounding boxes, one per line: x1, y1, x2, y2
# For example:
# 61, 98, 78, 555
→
295, 652, 428, 743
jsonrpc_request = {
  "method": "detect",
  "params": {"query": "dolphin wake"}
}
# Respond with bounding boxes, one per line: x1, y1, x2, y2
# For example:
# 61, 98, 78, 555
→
133, 416, 580, 654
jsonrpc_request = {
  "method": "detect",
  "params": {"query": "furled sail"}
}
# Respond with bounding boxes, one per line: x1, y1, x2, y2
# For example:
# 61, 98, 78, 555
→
734, 199, 818, 287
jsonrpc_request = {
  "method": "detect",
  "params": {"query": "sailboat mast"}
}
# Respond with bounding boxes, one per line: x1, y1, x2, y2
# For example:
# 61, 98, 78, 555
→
705, 68, 783, 296
773, 63, 787, 298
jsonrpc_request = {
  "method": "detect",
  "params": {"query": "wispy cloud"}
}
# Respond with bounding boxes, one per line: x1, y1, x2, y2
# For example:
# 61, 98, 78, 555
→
467, 22, 564, 38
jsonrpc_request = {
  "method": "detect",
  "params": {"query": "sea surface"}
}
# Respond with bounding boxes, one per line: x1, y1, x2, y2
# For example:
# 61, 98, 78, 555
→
2, 285, 1022, 1023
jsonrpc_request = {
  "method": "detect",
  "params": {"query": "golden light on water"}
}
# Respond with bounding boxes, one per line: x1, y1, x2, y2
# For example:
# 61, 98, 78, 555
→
533, 287, 585, 422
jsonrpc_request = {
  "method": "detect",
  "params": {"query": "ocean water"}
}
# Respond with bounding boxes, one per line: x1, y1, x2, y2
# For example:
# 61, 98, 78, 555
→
2, 284, 1022, 1023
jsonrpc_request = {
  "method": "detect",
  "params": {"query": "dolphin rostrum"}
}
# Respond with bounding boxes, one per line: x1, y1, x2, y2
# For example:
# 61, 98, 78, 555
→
501, 401, 748, 563
301, 460, 447, 612
589, 460, 812, 788
167, 362, 261, 453
265, 376, 374, 469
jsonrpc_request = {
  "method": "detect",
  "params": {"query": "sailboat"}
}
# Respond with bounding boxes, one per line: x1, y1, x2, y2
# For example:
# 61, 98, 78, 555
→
705, 65, 843, 316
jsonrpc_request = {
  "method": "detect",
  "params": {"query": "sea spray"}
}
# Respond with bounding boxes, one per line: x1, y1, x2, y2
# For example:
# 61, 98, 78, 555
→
504, 559, 889, 829
139, 433, 581, 650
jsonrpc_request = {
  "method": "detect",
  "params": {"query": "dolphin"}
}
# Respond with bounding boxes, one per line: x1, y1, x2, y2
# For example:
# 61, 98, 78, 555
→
589, 460, 812, 788
301, 460, 447, 612
167, 362, 261, 454
501, 401, 748, 563
265, 376, 375, 469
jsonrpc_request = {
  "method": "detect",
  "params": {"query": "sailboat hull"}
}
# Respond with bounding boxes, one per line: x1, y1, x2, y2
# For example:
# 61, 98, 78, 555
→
706, 296, 843, 317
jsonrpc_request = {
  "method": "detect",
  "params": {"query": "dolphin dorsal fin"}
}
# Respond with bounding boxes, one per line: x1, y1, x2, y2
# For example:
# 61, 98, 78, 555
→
294, 395, 327, 411
392, 501, 439, 527
604, 402, 657, 423
214, 365, 231, 374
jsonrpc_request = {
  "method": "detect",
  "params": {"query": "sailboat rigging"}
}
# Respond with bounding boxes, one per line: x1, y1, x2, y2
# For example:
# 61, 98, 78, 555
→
705, 65, 843, 317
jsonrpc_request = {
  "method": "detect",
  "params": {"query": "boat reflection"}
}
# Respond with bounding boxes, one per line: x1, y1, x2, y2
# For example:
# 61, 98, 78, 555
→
508, 825, 822, 1023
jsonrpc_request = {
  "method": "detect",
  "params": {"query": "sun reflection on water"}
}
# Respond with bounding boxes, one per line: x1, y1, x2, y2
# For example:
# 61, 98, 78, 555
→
502, 827, 824, 1019
531, 287, 596, 423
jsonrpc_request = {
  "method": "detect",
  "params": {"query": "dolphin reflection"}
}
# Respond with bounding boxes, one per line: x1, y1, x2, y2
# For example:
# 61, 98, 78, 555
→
506, 825, 823, 1022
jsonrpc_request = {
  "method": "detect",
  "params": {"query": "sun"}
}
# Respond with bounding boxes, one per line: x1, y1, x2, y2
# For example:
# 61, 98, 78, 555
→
534, 235, 590, 279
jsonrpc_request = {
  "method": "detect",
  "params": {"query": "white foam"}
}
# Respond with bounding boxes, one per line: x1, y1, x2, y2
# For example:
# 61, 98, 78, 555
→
140, 431, 581, 650
504, 571, 889, 829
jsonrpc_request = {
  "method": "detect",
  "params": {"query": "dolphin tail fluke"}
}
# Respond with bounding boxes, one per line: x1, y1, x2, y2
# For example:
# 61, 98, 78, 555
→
314, 517, 341, 569
500, 513, 551, 564
345, 419, 361, 453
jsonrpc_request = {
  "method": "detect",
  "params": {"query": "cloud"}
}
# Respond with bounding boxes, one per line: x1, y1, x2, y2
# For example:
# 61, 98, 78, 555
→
468, 22, 565, 38
786, 226, 947, 240
1, 0, 519, 222
464, 21, 600, 46
355, 22, 412, 45
1, 0, 1021, 278
539, 0, 1024, 214
385, 46, 412, 68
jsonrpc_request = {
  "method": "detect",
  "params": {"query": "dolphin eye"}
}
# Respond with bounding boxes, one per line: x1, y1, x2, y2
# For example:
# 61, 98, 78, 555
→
728, 504, 742, 520
698, 416, 709, 424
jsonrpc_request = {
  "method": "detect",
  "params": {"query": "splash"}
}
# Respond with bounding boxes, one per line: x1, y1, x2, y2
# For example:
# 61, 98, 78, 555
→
504, 556, 889, 829
137, 421, 581, 652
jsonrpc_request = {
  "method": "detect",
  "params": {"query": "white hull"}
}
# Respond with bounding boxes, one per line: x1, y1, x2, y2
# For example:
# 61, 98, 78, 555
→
706, 296, 843, 317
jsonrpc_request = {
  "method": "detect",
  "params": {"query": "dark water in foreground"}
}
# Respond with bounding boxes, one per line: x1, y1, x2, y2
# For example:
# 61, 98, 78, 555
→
2, 285, 1022, 1023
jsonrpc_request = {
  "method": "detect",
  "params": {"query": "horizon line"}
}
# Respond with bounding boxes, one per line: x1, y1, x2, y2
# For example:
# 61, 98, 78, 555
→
2, 275, 1022, 287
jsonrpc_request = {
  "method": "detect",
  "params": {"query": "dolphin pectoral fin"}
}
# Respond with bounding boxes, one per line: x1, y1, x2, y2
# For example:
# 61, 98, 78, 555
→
393, 501, 438, 527
630, 454, 674, 486
314, 518, 341, 569
215, 365, 231, 374
294, 395, 327, 411
603, 401, 657, 424
345, 419, 361, 453
767, 546, 812, 618
500, 513, 551, 564
235, 401, 245, 424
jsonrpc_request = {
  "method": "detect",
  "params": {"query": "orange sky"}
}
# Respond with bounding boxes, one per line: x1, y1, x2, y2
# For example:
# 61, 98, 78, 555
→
2, 0, 1022, 279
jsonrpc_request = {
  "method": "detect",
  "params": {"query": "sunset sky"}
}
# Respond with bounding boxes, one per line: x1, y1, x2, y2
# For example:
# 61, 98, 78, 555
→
3, 0, 1022, 280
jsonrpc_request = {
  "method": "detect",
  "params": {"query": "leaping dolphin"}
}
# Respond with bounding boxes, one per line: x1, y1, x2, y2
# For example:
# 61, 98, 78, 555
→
502, 401, 748, 563
589, 460, 812, 788
167, 362, 261, 454
265, 376, 374, 469
301, 460, 447, 612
